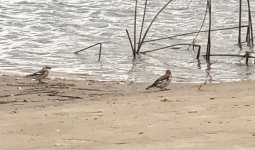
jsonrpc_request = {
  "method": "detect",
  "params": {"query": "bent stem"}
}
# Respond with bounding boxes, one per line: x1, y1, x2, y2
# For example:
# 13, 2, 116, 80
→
138, 0, 148, 49
137, 0, 174, 54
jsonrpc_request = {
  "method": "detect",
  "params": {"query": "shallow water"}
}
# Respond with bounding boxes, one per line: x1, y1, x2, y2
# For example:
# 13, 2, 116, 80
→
0, 0, 255, 83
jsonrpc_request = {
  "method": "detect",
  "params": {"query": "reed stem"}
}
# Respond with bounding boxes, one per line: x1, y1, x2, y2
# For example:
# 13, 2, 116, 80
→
205, 0, 212, 61
247, 0, 254, 46
137, 0, 174, 53
74, 43, 101, 54
144, 26, 248, 43
98, 43, 102, 61
238, 0, 242, 48
138, 0, 148, 52
134, 0, 138, 54
74, 43, 103, 61
126, 29, 136, 59
205, 53, 255, 58
189, 2, 208, 49
140, 43, 201, 54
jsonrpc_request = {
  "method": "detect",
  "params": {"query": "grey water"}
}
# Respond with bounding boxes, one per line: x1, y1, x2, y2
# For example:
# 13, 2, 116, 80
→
0, 0, 255, 83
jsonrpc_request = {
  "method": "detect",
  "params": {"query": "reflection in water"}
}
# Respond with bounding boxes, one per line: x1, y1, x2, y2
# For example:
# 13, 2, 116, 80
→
196, 59, 201, 69
237, 65, 255, 80
205, 61, 212, 83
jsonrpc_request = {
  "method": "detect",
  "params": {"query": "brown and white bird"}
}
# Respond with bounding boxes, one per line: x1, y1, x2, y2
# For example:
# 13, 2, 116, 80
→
26, 66, 51, 83
146, 69, 172, 90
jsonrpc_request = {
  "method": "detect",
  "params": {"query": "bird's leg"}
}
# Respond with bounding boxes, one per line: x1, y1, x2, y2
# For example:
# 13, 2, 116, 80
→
160, 87, 170, 91
38, 80, 46, 84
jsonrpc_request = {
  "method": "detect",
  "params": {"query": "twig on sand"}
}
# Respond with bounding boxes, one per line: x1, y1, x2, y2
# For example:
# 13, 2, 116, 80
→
198, 79, 207, 90
198, 64, 212, 90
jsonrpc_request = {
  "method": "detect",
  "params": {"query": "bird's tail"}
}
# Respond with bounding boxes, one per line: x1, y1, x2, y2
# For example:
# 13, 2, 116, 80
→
25, 73, 35, 77
25, 74, 32, 77
146, 85, 153, 90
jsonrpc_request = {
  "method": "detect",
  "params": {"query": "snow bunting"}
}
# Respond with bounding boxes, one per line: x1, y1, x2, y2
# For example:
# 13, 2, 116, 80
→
146, 70, 172, 90
26, 66, 51, 83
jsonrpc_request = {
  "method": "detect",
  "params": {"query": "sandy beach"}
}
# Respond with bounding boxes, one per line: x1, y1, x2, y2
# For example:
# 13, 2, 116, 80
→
0, 75, 255, 150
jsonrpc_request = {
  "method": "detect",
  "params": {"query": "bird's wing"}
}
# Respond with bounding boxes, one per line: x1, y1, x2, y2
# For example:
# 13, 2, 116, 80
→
146, 74, 171, 90
27, 69, 45, 76
152, 75, 169, 86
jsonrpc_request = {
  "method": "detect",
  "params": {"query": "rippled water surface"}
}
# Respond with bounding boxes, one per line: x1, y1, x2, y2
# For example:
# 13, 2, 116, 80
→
0, 0, 255, 83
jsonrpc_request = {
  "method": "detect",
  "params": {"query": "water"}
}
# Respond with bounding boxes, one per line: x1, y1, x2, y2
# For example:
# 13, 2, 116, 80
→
0, 0, 255, 83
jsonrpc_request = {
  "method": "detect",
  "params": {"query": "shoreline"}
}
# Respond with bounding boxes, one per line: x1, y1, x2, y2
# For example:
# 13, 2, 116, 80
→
1, 75, 255, 149
1, 68, 250, 84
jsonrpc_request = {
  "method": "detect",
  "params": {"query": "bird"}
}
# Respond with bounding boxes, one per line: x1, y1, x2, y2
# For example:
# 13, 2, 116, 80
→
26, 66, 52, 83
146, 69, 172, 90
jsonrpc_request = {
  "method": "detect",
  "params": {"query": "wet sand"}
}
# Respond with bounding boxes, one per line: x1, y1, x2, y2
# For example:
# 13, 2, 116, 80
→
0, 75, 255, 150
